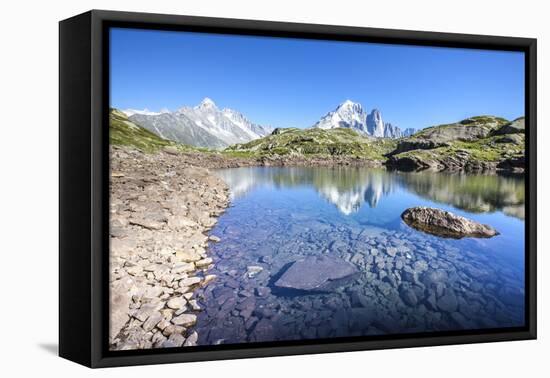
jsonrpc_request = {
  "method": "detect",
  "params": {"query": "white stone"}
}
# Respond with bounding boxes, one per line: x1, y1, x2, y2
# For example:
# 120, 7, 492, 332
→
171, 313, 197, 327
167, 297, 187, 310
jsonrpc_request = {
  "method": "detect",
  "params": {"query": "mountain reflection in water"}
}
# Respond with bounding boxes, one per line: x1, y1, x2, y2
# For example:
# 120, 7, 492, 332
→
214, 167, 524, 219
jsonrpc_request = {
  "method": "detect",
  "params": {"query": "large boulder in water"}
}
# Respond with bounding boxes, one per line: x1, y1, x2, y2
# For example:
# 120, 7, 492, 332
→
401, 206, 499, 239
274, 255, 358, 292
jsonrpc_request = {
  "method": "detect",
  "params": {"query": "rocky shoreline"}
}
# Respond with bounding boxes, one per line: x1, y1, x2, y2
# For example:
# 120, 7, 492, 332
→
170, 149, 384, 169
109, 146, 230, 350
172, 148, 523, 174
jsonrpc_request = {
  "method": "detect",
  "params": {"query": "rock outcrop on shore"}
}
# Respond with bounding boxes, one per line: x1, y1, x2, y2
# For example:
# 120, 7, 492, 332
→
401, 207, 499, 239
109, 146, 229, 350
390, 116, 506, 156
386, 116, 525, 173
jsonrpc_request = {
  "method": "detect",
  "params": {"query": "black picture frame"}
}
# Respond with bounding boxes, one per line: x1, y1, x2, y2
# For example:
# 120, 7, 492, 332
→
59, 9, 537, 368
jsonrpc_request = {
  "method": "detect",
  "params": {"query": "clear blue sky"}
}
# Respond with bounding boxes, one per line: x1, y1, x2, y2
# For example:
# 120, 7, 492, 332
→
110, 28, 525, 130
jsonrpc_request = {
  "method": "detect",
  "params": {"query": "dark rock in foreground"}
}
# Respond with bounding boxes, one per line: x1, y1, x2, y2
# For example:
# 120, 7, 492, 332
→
401, 206, 499, 239
274, 255, 358, 292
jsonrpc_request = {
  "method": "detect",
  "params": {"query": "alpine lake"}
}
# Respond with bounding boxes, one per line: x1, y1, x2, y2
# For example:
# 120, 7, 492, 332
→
191, 166, 526, 345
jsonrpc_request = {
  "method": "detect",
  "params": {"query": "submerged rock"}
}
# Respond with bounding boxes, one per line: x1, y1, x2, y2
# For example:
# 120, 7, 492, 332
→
437, 290, 459, 312
399, 287, 419, 307
246, 265, 264, 278
401, 207, 499, 239
421, 269, 449, 287
274, 255, 358, 292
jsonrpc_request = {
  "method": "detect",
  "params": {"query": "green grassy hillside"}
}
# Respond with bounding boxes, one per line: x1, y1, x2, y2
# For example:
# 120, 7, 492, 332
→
225, 127, 397, 161
109, 109, 205, 153
109, 109, 172, 152
387, 116, 525, 170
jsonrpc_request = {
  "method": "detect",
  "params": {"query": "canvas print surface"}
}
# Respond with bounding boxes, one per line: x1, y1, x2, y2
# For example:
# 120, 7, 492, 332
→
108, 28, 526, 350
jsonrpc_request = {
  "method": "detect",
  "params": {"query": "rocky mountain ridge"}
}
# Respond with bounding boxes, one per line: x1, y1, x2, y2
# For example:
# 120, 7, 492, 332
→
127, 98, 273, 149
312, 100, 413, 138
125, 99, 413, 149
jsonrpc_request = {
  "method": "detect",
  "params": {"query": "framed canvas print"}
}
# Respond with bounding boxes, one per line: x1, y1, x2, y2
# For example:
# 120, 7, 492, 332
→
59, 10, 537, 368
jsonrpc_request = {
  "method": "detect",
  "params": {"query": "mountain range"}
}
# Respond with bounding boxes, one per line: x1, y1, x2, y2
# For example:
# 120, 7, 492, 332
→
126, 98, 274, 149
313, 100, 414, 138
123, 98, 414, 149
110, 107, 525, 174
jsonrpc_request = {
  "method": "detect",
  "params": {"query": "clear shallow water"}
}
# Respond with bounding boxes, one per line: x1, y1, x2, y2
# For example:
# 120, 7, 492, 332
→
193, 167, 525, 345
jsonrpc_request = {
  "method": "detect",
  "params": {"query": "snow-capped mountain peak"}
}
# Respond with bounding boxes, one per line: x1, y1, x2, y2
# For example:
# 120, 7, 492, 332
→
312, 101, 407, 138
221, 108, 274, 140
369, 108, 383, 122
339, 99, 361, 109
127, 98, 272, 149
384, 122, 403, 138
313, 99, 367, 132
366, 109, 385, 137
195, 97, 218, 110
